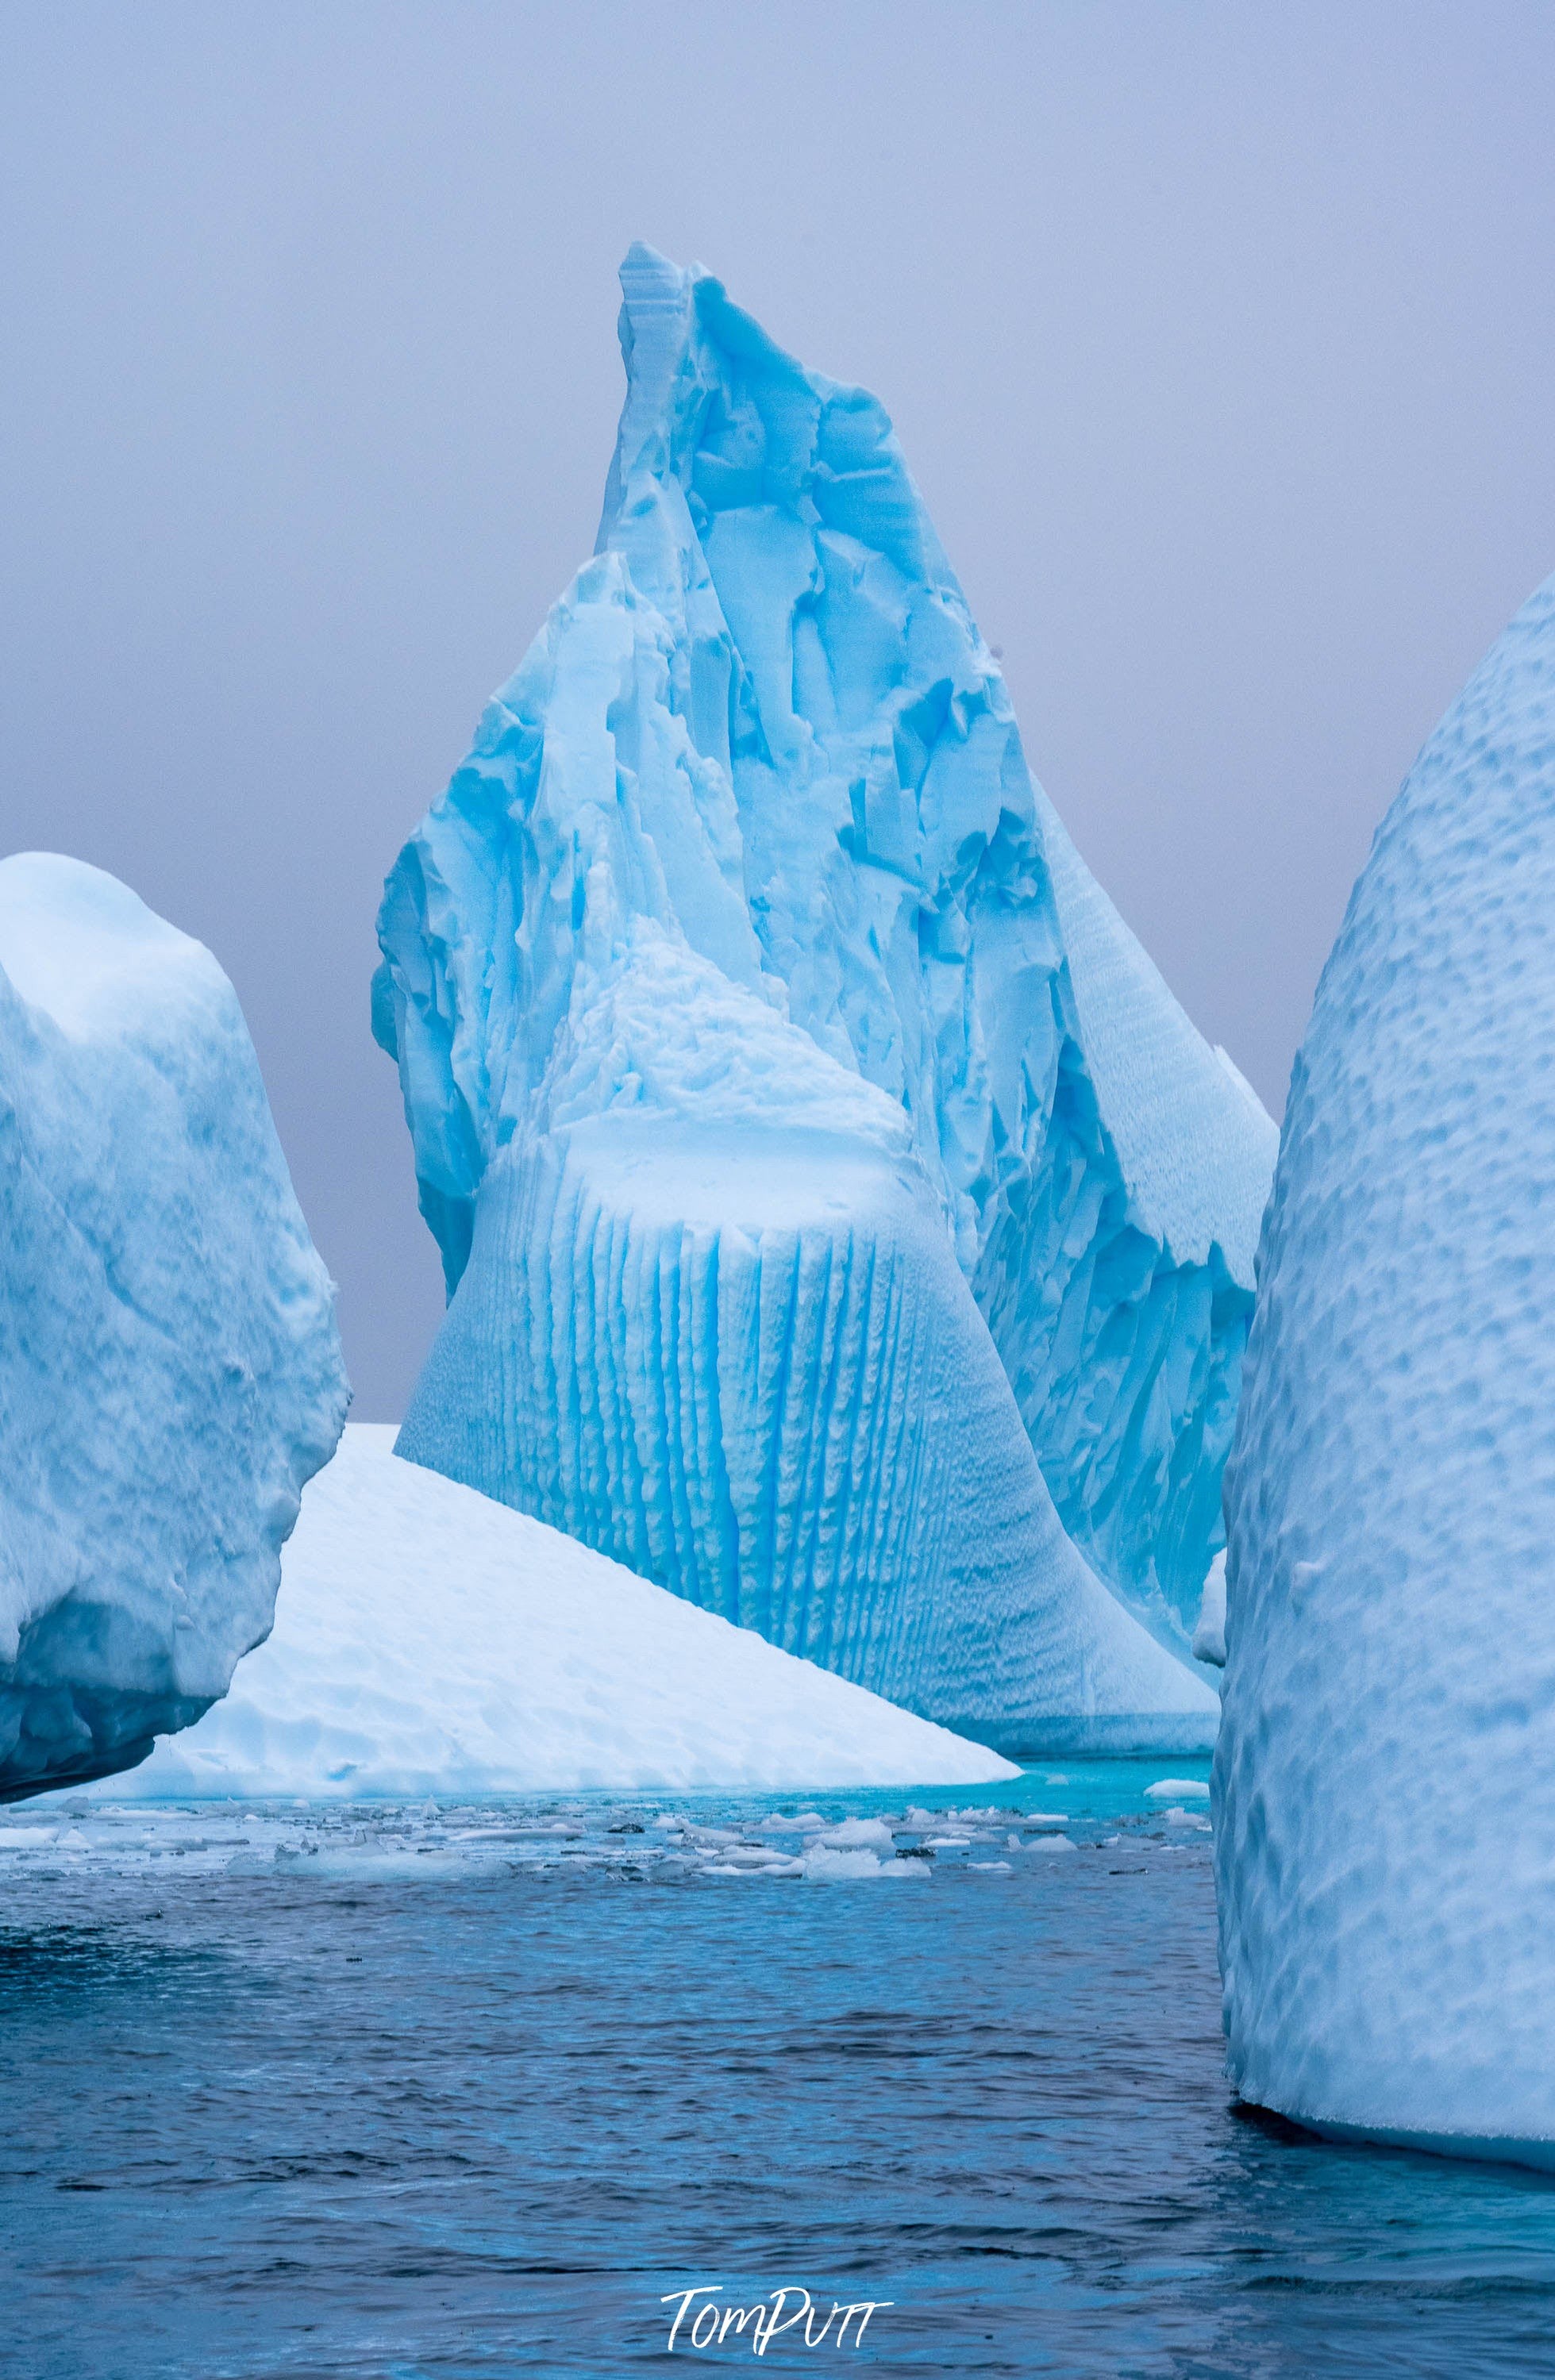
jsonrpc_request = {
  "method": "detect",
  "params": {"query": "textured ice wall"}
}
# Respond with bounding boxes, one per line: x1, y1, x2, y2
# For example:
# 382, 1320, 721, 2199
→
1216, 574, 1555, 2164
375, 247, 1270, 1737
0, 854, 349, 1800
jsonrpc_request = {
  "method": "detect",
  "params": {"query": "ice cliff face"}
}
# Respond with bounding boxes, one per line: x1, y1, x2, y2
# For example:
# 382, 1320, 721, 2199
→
1216, 574, 1555, 2163
374, 246, 1273, 1745
0, 854, 348, 1799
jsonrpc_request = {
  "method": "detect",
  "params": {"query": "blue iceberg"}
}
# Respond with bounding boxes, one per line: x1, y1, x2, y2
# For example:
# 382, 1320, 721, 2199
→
1216, 574, 1555, 2163
0, 853, 349, 1798
375, 248, 1273, 1749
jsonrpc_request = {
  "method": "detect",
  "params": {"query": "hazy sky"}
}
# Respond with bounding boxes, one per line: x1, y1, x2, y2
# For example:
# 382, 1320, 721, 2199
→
4, 2, 1553, 1415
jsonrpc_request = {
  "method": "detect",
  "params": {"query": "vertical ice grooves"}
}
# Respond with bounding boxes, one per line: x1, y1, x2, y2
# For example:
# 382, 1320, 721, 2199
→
393, 1114, 1222, 1747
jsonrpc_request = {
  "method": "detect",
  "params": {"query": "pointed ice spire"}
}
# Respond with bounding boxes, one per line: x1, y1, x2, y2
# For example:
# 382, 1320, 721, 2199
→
595, 242, 694, 548
375, 250, 1274, 1743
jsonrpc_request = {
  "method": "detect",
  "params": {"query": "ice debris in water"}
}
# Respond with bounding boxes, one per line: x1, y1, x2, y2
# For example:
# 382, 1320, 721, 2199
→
814, 1817, 895, 1852
1, 1781, 1211, 1889
1217, 570, 1555, 2167
0, 854, 348, 1803
374, 244, 1272, 1751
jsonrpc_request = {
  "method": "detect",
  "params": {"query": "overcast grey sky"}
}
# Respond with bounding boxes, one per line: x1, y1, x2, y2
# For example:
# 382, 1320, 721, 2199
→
3, 2, 1553, 1415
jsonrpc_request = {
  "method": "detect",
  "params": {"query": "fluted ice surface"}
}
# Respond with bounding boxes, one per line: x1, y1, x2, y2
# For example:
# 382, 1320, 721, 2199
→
1216, 575, 1555, 2165
375, 248, 1272, 1746
0, 854, 348, 1799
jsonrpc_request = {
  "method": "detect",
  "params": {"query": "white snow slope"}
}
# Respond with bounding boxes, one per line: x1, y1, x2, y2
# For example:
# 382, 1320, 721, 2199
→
113, 1428, 1020, 1797
1215, 571, 1555, 2169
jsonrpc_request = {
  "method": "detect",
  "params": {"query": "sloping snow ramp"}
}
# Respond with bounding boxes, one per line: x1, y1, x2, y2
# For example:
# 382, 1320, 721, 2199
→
0, 854, 348, 1800
1216, 573, 1555, 2168
373, 246, 1261, 1748
114, 1428, 1022, 1797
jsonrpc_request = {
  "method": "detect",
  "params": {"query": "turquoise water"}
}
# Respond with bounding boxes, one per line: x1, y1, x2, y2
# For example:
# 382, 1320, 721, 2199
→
3, 1759, 1554, 2375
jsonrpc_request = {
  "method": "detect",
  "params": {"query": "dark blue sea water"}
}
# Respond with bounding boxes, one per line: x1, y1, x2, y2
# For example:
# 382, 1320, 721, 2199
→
4, 1759, 1555, 2378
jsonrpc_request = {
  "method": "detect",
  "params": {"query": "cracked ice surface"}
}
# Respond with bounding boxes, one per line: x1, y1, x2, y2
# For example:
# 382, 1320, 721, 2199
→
0, 855, 348, 1801
374, 247, 1270, 1748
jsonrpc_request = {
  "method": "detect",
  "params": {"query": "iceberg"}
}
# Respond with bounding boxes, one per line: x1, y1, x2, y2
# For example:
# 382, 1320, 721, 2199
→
374, 246, 1273, 1748
0, 853, 348, 1799
1215, 574, 1555, 2167
106, 1426, 1022, 1798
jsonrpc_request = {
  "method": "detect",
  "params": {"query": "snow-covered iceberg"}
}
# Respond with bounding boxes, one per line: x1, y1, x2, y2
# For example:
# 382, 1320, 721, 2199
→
374, 246, 1273, 1749
109, 1426, 1021, 1797
1215, 573, 1555, 2167
0, 854, 348, 1800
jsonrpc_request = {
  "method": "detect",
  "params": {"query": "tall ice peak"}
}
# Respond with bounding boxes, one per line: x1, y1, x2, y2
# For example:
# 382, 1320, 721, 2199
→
373, 248, 1275, 1739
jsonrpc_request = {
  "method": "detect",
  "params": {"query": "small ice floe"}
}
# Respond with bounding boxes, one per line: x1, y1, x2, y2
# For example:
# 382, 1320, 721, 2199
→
1145, 1778, 1210, 1801
815, 1817, 895, 1853
803, 1845, 883, 1880
801, 1844, 926, 1881
923, 1835, 972, 1849
969, 1861, 1011, 1874
1163, 1808, 1212, 1832
700, 1845, 797, 1872
1023, 1812, 1069, 1826
1019, 1834, 1077, 1855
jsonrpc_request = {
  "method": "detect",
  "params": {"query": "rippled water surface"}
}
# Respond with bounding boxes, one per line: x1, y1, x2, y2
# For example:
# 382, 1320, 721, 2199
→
5, 1759, 1555, 2377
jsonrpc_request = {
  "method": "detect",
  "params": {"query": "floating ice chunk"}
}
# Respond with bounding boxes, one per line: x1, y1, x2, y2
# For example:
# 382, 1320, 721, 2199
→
1021, 1834, 1078, 1855
373, 245, 1267, 1743
0, 853, 347, 1802
803, 1845, 885, 1881
1145, 1779, 1211, 1801
816, 1817, 895, 1852
1217, 571, 1555, 2167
